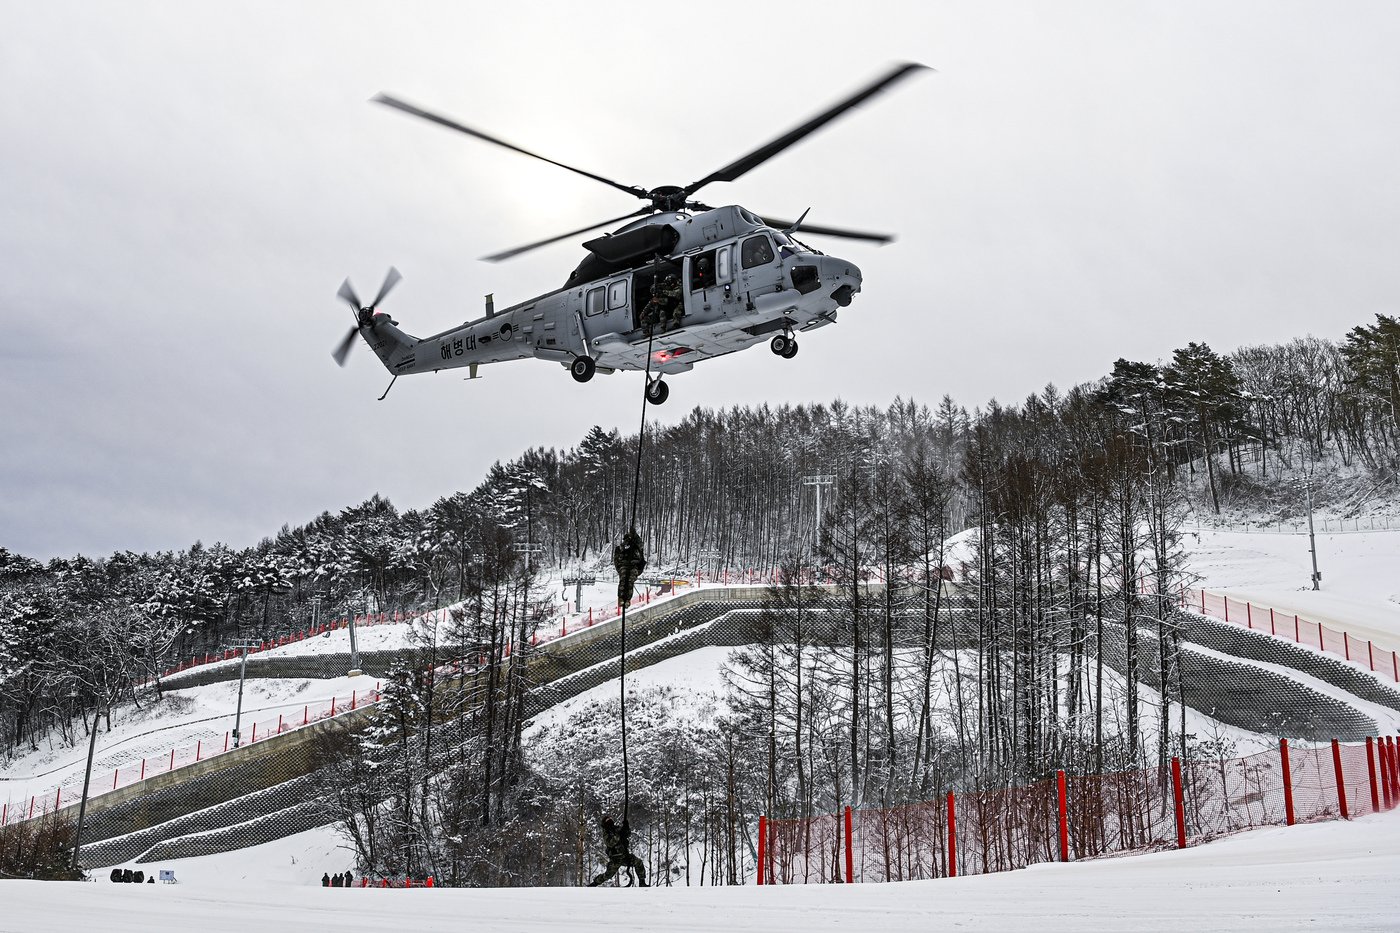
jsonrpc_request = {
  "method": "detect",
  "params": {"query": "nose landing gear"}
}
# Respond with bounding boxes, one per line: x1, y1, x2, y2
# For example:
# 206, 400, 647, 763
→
770, 333, 799, 359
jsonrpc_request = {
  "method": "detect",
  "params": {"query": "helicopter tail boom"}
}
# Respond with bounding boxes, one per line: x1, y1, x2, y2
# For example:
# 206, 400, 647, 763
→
361, 315, 420, 375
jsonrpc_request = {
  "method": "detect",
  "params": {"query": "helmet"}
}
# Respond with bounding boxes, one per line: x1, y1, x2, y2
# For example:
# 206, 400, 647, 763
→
602, 815, 615, 828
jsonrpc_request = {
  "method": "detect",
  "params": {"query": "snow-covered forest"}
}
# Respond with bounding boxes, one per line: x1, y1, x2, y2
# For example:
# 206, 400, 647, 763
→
2, 315, 1398, 884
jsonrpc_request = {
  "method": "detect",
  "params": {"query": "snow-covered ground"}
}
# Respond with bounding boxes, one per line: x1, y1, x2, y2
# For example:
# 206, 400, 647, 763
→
7, 811, 1398, 931
1186, 526, 1400, 650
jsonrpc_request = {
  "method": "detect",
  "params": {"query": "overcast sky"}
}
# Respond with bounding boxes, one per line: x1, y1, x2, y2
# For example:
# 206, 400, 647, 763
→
3, 1, 1398, 561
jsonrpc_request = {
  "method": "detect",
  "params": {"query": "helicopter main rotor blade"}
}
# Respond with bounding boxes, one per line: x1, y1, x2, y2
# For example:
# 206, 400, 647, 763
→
482, 208, 652, 262
370, 266, 402, 309
337, 278, 362, 312
373, 93, 649, 201
682, 62, 928, 198
331, 326, 359, 367
758, 216, 895, 244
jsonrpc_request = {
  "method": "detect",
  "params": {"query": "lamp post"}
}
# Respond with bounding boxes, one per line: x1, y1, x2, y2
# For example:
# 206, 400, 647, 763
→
69, 693, 103, 874
230, 642, 262, 748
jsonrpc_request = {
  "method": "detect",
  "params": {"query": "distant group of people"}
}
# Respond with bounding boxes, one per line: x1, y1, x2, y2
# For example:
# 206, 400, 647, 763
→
109, 868, 153, 883
322, 870, 354, 887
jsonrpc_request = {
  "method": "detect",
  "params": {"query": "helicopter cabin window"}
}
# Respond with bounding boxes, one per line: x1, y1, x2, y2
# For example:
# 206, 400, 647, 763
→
607, 280, 628, 310
690, 250, 718, 291
741, 234, 775, 269
586, 286, 606, 316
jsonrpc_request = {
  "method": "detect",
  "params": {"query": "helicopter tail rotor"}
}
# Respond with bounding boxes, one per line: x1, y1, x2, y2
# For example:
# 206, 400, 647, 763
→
332, 267, 401, 367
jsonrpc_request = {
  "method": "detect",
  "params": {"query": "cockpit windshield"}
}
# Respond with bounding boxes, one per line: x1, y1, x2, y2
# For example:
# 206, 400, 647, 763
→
772, 230, 814, 258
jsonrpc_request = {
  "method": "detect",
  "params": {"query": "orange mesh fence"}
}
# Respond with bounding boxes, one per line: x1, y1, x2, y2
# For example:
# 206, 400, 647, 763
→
761, 738, 1396, 884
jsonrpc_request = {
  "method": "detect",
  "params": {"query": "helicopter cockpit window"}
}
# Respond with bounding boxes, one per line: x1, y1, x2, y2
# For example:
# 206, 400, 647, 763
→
690, 250, 718, 291
607, 280, 628, 310
773, 231, 809, 258
586, 286, 606, 316
741, 234, 775, 269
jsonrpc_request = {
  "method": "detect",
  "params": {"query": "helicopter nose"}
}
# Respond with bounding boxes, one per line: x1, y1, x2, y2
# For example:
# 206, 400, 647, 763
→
824, 257, 862, 308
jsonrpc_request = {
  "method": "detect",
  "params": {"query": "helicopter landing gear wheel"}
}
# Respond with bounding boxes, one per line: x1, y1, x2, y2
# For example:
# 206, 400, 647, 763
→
645, 378, 670, 406
781, 339, 799, 359
570, 356, 596, 383
770, 334, 792, 356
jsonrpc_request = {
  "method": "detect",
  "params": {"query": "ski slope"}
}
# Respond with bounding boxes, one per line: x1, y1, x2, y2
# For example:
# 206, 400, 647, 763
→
1187, 527, 1400, 650
7, 812, 1398, 932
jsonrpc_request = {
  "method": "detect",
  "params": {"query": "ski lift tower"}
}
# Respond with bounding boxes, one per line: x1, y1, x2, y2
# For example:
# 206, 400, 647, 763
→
561, 570, 597, 613
802, 473, 836, 552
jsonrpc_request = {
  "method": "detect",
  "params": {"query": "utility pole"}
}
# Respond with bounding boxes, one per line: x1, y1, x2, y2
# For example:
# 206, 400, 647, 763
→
230, 642, 262, 748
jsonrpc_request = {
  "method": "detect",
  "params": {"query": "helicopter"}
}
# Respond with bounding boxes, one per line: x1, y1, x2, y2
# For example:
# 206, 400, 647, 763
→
333, 63, 927, 405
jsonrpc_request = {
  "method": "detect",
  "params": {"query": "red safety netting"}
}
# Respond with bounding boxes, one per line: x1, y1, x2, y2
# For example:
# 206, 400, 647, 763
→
760, 738, 1400, 885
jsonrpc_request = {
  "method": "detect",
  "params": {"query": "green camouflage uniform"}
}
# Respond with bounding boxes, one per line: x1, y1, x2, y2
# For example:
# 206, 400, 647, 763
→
613, 529, 647, 608
588, 818, 648, 887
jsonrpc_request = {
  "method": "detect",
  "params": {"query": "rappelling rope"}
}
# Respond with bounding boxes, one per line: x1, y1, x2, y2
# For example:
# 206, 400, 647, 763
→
618, 321, 657, 823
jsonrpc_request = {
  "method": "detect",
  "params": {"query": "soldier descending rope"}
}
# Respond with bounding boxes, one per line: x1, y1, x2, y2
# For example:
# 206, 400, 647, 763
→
588, 815, 648, 887
612, 528, 647, 608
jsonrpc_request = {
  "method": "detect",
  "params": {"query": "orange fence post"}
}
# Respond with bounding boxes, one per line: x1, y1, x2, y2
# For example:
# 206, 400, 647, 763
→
113, 769, 119, 790
1171, 757, 1186, 848
756, 816, 767, 885
251, 723, 257, 743
195, 740, 201, 762
330, 696, 336, 716
843, 805, 854, 883
1366, 738, 1380, 813
224, 732, 229, 752
946, 792, 957, 878
1280, 738, 1295, 825
1056, 770, 1069, 861
169, 748, 175, 770
1246, 602, 1252, 628
1331, 739, 1349, 819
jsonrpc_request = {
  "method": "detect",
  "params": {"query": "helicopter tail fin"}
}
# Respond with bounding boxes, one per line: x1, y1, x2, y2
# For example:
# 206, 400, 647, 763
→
362, 315, 419, 374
